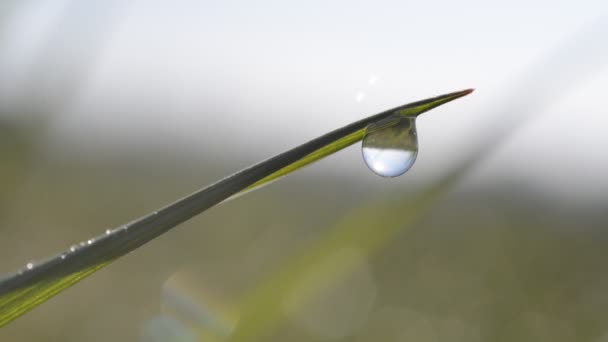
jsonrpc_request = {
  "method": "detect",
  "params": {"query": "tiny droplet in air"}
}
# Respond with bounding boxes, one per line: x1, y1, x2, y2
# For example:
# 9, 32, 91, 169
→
355, 91, 366, 103
362, 116, 418, 178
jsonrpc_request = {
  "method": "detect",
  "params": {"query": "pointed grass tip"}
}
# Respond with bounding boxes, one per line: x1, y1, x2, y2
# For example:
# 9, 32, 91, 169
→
449, 88, 475, 99
460, 88, 475, 96
399, 88, 475, 118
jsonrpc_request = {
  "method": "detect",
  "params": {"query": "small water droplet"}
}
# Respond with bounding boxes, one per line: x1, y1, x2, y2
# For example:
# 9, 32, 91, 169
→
105, 229, 112, 235
70, 245, 77, 252
60, 254, 67, 259
87, 239, 94, 245
26, 262, 34, 270
368, 74, 378, 86
80, 241, 86, 247
355, 91, 366, 103
362, 116, 418, 177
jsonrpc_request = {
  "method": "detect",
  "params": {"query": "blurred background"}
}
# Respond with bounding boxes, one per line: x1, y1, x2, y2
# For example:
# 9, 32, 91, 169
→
1, 0, 608, 341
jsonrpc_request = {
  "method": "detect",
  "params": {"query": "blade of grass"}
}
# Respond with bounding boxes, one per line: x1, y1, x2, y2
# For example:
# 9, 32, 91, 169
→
241, 89, 473, 194
0, 89, 473, 327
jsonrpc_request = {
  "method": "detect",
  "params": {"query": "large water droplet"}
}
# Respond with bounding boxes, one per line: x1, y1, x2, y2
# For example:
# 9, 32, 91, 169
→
362, 116, 418, 177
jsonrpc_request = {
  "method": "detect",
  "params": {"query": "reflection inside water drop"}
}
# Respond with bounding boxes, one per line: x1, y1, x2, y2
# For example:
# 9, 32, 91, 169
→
362, 116, 418, 177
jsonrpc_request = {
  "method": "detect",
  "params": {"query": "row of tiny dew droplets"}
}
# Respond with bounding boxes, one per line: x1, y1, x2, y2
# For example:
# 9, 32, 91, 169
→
17, 210, 161, 274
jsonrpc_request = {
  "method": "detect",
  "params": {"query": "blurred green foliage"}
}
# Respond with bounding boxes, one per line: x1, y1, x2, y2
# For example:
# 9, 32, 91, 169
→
1, 122, 607, 341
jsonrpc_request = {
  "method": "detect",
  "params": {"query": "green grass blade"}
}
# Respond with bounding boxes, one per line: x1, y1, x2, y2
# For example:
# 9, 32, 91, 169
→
0, 89, 472, 327
241, 88, 473, 194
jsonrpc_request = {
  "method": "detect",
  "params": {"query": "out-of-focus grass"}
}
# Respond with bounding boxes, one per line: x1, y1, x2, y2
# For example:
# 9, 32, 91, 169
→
1, 127, 608, 341
0, 124, 31, 211
241, 189, 608, 342
231, 181, 444, 341
228, 165, 608, 342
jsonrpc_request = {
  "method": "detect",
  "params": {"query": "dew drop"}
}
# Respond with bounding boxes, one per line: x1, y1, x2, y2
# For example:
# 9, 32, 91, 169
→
87, 239, 94, 245
355, 91, 366, 103
26, 262, 34, 270
362, 116, 418, 178
368, 74, 378, 86
70, 245, 77, 252
105, 229, 112, 235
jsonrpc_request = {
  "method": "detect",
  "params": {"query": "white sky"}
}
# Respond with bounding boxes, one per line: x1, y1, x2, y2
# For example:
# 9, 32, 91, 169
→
1, 0, 607, 201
